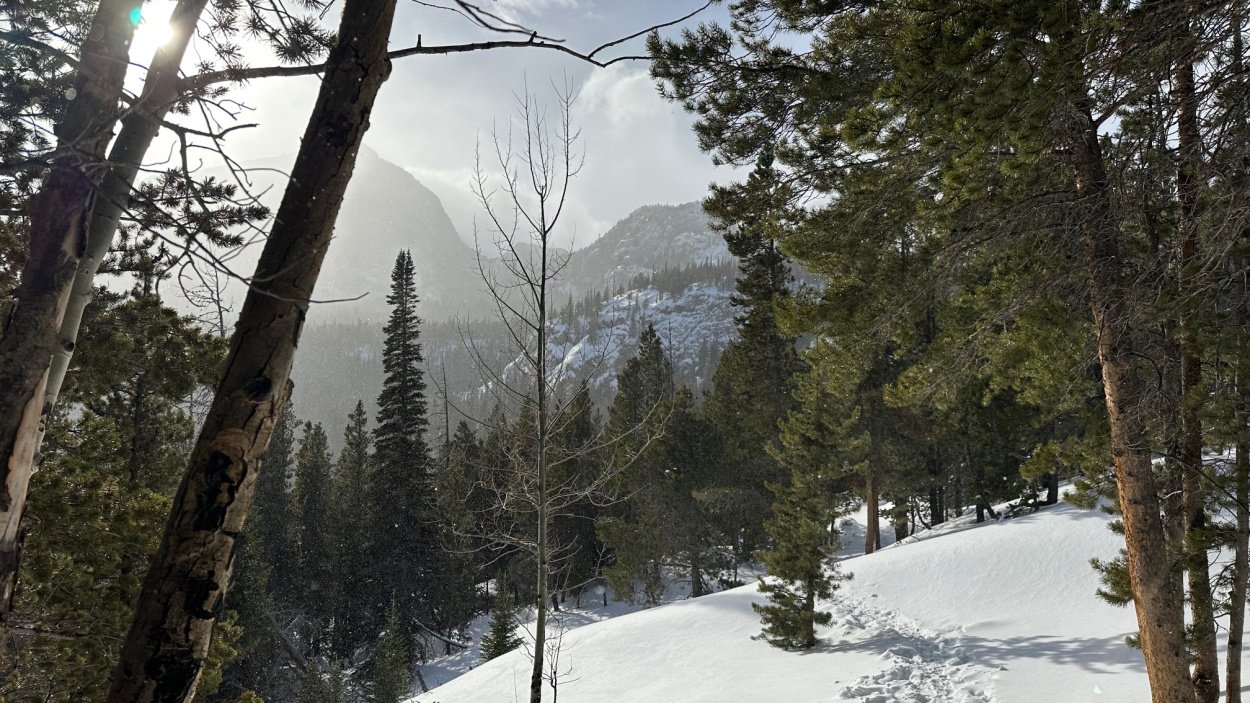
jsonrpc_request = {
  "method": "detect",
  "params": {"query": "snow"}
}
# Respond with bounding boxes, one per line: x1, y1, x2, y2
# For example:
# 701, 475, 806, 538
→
409, 493, 1247, 702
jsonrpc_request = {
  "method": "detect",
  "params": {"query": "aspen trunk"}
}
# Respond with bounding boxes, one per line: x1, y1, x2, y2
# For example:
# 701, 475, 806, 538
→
530, 217, 551, 703
0, 0, 141, 628
104, 0, 397, 699
38, 0, 211, 454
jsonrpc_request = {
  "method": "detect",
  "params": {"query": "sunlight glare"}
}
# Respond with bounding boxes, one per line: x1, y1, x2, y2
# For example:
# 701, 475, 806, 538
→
130, 1, 178, 59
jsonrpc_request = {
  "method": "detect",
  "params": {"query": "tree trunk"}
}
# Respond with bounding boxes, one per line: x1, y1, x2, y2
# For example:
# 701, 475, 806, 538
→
1176, 47, 1219, 703
530, 214, 551, 703
38, 0, 211, 455
1065, 101, 1194, 703
891, 503, 909, 541
104, 0, 397, 699
1041, 473, 1059, 506
0, 0, 141, 630
927, 448, 945, 526
690, 550, 706, 597
864, 472, 880, 554
1229, 437, 1250, 703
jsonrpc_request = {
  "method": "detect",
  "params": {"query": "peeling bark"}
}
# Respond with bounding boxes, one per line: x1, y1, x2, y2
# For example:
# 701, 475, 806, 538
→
0, 0, 142, 631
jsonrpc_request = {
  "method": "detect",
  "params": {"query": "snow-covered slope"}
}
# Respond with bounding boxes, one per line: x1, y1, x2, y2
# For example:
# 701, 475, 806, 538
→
411, 498, 1237, 703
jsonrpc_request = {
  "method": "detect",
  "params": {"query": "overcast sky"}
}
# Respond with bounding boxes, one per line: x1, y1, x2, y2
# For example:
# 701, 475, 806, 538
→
164, 0, 737, 250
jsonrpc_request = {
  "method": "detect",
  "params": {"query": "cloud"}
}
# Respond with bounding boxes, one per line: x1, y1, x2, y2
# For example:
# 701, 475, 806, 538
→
491, 0, 581, 21
184, 2, 735, 255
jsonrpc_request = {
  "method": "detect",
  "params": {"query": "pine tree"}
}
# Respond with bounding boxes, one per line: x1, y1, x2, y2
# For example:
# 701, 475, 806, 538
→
599, 325, 677, 603
480, 585, 524, 662
299, 663, 346, 703
294, 421, 338, 628
255, 399, 300, 604
331, 400, 374, 657
371, 602, 412, 703
650, 4, 1213, 695
219, 533, 293, 703
369, 250, 438, 642
699, 177, 805, 561
548, 382, 604, 599
4, 290, 226, 702
753, 365, 849, 650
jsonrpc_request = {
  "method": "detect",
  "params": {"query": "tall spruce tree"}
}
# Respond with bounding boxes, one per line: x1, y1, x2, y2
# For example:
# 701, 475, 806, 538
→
599, 325, 676, 603
369, 250, 438, 643
548, 382, 604, 599
294, 422, 337, 629
700, 173, 805, 559
331, 400, 374, 657
255, 400, 299, 604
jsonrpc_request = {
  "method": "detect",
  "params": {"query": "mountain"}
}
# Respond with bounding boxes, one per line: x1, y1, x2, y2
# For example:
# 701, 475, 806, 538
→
557, 202, 729, 296
284, 151, 739, 446
311, 148, 488, 321
410, 496, 1181, 703
208, 151, 728, 324
208, 148, 489, 323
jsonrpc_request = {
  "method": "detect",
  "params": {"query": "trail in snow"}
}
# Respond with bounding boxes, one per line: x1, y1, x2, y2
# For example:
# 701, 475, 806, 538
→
828, 597, 996, 703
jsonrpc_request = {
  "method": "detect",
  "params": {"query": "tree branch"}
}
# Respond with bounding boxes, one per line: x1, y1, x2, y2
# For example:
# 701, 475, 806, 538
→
182, 2, 712, 91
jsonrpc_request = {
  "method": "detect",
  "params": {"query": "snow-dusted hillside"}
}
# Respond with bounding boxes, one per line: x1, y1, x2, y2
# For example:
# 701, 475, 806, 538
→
494, 281, 737, 404
556, 202, 729, 297
410, 497, 1241, 703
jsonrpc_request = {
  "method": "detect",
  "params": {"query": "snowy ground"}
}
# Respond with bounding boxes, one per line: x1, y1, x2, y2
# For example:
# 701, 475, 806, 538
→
410, 493, 1246, 702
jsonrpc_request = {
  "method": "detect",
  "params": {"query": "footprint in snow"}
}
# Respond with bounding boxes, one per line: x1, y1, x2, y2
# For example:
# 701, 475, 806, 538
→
831, 598, 997, 703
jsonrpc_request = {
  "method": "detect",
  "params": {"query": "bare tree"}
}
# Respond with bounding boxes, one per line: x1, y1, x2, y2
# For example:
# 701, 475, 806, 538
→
460, 84, 665, 703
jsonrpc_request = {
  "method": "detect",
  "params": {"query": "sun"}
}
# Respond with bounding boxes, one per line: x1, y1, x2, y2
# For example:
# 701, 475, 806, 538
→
129, 1, 178, 60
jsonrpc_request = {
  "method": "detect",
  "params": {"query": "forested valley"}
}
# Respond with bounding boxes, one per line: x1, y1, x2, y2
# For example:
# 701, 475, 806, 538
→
3, 2, 1250, 703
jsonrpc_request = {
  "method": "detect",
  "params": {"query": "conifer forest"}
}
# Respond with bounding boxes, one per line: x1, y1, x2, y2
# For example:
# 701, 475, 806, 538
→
6, 1, 1250, 702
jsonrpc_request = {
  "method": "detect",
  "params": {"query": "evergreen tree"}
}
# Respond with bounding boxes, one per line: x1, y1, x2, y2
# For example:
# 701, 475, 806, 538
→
480, 585, 524, 662
331, 399, 375, 657
4, 290, 226, 702
649, 4, 1236, 694
369, 250, 438, 642
294, 421, 337, 628
299, 663, 346, 703
371, 602, 412, 703
699, 182, 805, 560
599, 325, 677, 603
218, 533, 293, 703
427, 420, 481, 641
549, 382, 604, 600
754, 363, 849, 650
221, 401, 302, 702
255, 399, 300, 604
